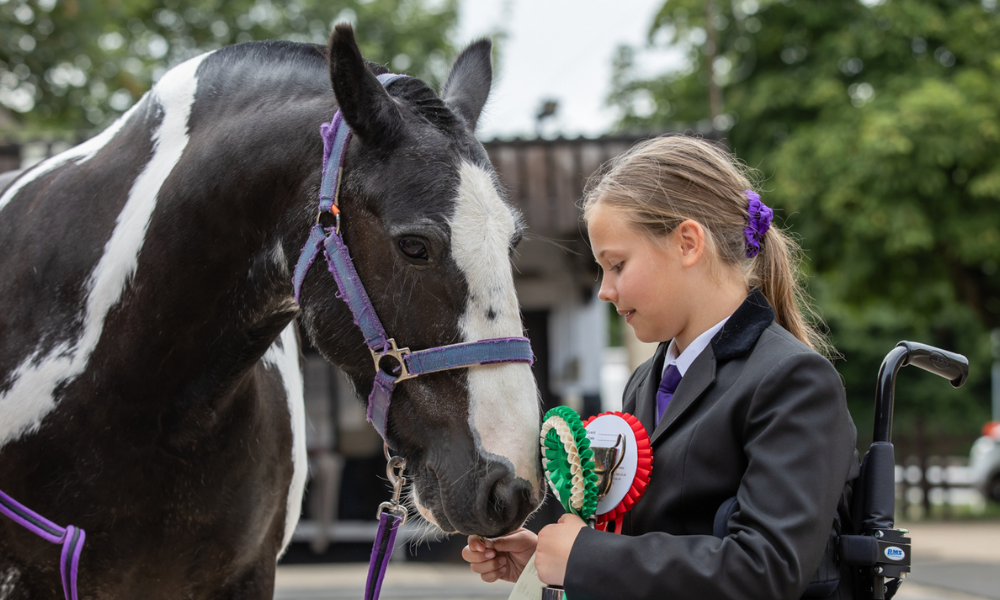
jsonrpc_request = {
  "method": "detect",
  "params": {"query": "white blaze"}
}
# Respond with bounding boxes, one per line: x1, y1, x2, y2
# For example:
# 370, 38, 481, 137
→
0, 52, 210, 449
262, 323, 307, 557
449, 161, 540, 491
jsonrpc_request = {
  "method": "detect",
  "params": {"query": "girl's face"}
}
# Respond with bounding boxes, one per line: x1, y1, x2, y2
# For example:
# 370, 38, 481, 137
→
588, 203, 689, 344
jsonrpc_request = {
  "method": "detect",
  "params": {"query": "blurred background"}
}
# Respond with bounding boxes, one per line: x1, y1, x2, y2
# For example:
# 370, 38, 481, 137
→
2, 0, 999, 597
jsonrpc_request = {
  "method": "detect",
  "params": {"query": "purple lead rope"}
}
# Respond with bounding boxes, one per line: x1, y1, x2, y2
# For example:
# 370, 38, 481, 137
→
364, 452, 408, 600
365, 511, 403, 600
0, 489, 85, 600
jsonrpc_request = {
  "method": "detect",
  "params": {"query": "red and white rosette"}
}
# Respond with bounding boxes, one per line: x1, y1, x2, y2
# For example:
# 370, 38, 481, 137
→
581, 411, 653, 533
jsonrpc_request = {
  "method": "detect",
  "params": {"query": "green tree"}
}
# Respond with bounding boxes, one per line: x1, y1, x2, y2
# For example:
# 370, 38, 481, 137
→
611, 0, 1000, 447
0, 0, 459, 132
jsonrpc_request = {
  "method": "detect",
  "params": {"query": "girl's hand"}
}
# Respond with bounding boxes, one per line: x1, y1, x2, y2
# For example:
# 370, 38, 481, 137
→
535, 513, 587, 587
462, 528, 537, 583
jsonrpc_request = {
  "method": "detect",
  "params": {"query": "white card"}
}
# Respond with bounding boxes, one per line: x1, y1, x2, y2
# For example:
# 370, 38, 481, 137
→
507, 553, 546, 600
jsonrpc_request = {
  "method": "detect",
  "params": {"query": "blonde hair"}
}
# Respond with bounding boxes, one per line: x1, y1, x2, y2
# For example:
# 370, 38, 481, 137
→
582, 135, 830, 356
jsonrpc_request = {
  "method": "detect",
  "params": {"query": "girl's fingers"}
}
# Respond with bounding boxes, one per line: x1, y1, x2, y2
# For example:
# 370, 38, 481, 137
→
462, 548, 495, 563
465, 536, 497, 558
490, 529, 537, 553
466, 535, 487, 553
468, 556, 507, 575
480, 565, 507, 583
465, 531, 532, 584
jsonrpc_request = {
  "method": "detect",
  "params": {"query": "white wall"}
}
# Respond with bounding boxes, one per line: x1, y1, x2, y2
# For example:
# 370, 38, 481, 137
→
548, 286, 606, 407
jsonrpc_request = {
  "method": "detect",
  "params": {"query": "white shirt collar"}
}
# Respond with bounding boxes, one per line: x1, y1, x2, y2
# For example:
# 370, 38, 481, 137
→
663, 316, 730, 378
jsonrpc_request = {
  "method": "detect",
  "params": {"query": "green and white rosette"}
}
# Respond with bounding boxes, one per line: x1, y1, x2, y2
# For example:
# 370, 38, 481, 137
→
540, 406, 600, 520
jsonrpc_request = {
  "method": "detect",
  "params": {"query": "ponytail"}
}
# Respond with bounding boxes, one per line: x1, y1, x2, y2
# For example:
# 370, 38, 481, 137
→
750, 225, 832, 357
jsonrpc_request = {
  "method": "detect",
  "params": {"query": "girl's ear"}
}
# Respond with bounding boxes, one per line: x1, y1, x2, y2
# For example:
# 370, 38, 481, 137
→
674, 220, 705, 268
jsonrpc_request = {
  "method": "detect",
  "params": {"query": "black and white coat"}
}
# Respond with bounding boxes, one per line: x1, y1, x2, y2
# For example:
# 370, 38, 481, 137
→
0, 27, 543, 600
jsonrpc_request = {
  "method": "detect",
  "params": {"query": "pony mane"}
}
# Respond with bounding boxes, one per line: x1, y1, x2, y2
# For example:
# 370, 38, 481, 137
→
189, 40, 329, 103
392, 77, 462, 131
354, 59, 463, 132
202, 41, 461, 132
211, 39, 328, 74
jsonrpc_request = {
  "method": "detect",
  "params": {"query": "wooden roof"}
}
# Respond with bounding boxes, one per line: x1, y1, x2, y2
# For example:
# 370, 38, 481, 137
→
483, 134, 654, 238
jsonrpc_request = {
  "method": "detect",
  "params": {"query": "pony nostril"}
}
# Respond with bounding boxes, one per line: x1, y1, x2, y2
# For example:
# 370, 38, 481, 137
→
485, 475, 533, 530
487, 478, 511, 522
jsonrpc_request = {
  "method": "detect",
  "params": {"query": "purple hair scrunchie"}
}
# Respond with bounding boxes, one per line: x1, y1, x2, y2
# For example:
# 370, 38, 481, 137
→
744, 190, 773, 258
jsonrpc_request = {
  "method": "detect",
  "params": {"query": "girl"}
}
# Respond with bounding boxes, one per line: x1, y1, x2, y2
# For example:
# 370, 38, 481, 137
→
463, 136, 859, 600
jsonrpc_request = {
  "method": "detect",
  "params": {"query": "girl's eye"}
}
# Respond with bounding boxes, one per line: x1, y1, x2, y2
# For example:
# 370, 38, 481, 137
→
610, 262, 624, 272
399, 237, 429, 261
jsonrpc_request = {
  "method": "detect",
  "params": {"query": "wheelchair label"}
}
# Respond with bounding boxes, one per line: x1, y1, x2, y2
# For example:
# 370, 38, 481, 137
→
884, 546, 906, 561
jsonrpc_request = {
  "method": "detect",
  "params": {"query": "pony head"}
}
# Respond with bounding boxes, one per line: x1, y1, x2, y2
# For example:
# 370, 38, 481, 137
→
296, 25, 543, 537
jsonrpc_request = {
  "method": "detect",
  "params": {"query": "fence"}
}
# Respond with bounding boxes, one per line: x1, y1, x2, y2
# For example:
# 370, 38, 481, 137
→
896, 456, 982, 518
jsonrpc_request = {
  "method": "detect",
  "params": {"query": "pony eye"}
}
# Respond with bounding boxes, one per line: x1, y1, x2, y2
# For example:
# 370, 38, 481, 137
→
398, 236, 429, 261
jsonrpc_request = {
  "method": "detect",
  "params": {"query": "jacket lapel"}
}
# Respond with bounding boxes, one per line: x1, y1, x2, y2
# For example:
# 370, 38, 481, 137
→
651, 347, 716, 444
636, 288, 774, 443
648, 289, 775, 445
630, 343, 667, 437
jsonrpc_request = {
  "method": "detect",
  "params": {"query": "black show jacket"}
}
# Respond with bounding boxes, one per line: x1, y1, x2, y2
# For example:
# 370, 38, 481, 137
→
565, 291, 859, 600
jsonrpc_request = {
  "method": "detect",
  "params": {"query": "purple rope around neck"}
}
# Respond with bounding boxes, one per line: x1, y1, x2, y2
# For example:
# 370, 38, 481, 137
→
0, 489, 85, 600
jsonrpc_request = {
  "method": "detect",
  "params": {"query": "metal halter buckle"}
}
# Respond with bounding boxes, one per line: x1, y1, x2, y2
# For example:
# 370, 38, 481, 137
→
371, 338, 416, 383
314, 209, 341, 235
315, 197, 342, 235
376, 445, 408, 524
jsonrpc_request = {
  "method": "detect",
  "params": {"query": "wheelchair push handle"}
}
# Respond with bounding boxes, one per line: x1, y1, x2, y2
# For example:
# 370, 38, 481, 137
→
874, 341, 969, 444
896, 341, 969, 387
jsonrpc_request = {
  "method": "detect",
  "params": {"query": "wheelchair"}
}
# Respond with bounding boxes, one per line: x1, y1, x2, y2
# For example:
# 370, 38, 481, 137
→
713, 341, 970, 600
841, 341, 969, 600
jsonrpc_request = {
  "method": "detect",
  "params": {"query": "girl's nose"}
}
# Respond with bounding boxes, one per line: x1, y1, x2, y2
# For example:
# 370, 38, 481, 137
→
598, 277, 616, 304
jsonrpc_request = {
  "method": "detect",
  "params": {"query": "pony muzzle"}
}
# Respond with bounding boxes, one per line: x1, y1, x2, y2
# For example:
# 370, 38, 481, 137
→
414, 457, 541, 538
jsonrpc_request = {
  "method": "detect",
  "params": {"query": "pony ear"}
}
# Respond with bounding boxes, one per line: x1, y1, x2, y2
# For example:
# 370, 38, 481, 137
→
441, 39, 493, 133
328, 23, 403, 143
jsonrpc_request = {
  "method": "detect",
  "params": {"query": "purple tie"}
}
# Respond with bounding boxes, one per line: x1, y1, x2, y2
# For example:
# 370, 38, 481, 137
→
656, 364, 683, 425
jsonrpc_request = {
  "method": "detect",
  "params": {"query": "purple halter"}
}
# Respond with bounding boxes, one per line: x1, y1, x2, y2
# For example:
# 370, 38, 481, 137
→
291, 72, 534, 443
0, 489, 84, 600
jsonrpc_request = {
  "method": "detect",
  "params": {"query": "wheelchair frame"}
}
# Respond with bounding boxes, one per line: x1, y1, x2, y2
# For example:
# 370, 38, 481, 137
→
842, 341, 969, 600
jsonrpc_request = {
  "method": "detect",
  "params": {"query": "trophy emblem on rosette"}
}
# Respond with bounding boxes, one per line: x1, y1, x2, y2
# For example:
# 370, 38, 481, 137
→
507, 407, 653, 600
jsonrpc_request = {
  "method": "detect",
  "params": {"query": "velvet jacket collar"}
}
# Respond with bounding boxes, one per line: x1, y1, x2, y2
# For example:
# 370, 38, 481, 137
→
635, 289, 776, 442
